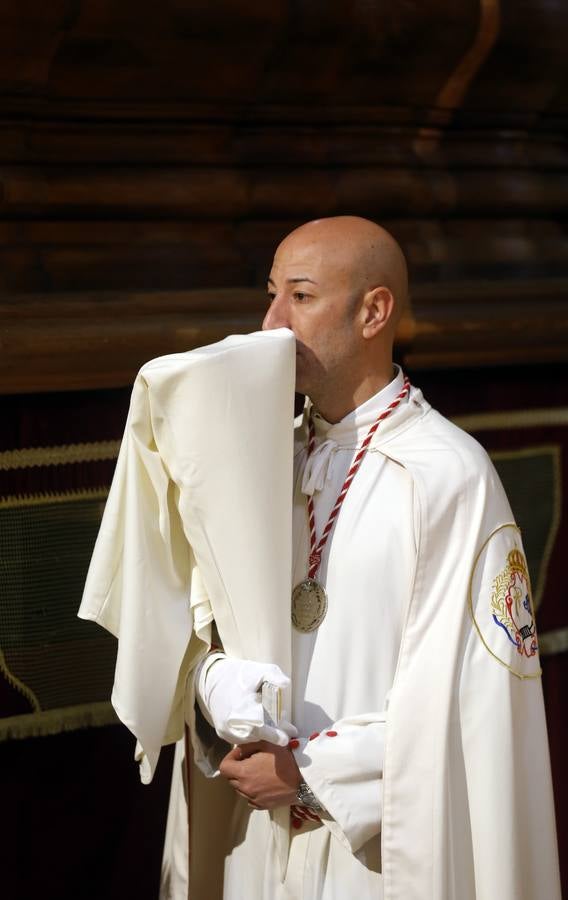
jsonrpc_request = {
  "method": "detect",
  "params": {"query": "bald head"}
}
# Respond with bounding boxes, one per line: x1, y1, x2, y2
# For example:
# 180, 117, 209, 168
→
274, 216, 408, 330
263, 216, 409, 421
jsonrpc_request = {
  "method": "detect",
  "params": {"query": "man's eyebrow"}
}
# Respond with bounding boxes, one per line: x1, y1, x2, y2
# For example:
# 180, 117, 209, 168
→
267, 277, 318, 285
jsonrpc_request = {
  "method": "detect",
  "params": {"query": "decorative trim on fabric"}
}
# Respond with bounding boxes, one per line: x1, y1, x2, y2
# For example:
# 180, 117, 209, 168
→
452, 407, 568, 433
0, 648, 41, 712
0, 441, 121, 471
0, 701, 118, 742
0, 487, 109, 509
539, 627, 568, 658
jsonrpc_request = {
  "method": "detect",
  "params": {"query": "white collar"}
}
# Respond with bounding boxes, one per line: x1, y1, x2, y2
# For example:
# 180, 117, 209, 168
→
300, 366, 407, 496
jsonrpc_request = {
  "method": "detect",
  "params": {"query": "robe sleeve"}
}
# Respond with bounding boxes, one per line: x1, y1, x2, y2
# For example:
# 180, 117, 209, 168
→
294, 712, 386, 853
79, 373, 209, 783
458, 524, 561, 899
184, 651, 233, 778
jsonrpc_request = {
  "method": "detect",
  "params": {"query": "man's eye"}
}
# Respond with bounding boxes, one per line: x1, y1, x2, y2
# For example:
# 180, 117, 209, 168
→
267, 292, 276, 303
294, 292, 309, 302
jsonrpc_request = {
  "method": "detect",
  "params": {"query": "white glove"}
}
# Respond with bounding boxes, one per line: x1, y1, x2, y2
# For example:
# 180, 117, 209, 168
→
195, 654, 297, 746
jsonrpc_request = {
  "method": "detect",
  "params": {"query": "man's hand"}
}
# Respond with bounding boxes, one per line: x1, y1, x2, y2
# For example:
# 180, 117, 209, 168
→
219, 741, 302, 810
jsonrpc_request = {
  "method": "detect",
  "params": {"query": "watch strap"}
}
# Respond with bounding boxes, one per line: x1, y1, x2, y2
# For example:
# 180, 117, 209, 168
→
295, 780, 323, 812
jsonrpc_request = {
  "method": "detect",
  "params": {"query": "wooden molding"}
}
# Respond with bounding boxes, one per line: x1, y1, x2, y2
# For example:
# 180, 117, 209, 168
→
1, 280, 567, 393
0, 289, 266, 393
405, 279, 568, 369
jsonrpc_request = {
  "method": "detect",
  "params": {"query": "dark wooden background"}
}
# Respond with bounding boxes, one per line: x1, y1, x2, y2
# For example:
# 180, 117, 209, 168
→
1, 1, 567, 897
1, 0, 568, 391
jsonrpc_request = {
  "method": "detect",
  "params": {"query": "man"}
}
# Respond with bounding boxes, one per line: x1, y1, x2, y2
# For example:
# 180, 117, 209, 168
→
191, 216, 561, 898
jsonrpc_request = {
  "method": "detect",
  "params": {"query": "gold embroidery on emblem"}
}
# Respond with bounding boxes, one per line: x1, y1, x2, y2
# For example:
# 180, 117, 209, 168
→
491, 549, 539, 659
468, 523, 542, 680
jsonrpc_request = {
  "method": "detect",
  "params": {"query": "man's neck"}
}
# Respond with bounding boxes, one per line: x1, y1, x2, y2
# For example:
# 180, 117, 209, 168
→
311, 367, 396, 423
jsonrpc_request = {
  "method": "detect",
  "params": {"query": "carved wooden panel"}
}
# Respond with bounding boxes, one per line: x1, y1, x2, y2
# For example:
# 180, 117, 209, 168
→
0, 0, 567, 391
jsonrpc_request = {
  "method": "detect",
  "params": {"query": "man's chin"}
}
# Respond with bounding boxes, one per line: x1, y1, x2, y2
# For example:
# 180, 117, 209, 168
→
294, 373, 309, 396
294, 351, 318, 398
294, 357, 305, 395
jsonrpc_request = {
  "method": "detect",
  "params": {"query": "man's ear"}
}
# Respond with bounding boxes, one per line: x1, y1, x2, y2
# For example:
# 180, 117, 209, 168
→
361, 286, 395, 339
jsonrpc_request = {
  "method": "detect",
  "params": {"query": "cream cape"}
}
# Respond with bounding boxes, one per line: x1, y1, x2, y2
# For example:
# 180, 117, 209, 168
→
342, 389, 562, 900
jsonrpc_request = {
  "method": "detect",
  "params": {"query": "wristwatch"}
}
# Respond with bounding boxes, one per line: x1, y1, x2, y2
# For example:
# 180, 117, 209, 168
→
296, 780, 323, 812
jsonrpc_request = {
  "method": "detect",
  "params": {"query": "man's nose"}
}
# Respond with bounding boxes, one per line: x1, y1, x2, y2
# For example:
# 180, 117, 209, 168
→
262, 296, 289, 330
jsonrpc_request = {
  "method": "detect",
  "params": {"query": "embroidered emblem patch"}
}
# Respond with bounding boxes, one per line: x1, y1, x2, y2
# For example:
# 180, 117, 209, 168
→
469, 523, 541, 679
491, 549, 538, 658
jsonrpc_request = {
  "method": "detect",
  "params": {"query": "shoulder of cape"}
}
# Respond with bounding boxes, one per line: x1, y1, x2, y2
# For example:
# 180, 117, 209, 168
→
377, 398, 500, 491
377, 400, 516, 554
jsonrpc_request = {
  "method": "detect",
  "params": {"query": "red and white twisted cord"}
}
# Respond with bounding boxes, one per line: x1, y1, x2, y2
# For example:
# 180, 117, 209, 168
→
306, 376, 410, 580
290, 803, 322, 829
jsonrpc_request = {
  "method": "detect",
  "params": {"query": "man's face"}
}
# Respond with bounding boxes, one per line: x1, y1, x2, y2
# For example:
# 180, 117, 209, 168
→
262, 237, 361, 398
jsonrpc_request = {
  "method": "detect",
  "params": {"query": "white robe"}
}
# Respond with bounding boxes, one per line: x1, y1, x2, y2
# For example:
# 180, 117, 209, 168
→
221, 370, 416, 898
80, 334, 561, 900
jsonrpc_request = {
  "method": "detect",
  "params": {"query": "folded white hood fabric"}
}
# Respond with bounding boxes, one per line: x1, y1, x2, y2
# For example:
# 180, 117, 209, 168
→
79, 328, 296, 782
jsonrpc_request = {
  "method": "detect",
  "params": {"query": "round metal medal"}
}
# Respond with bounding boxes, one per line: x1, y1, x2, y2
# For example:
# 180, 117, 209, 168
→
291, 578, 328, 632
